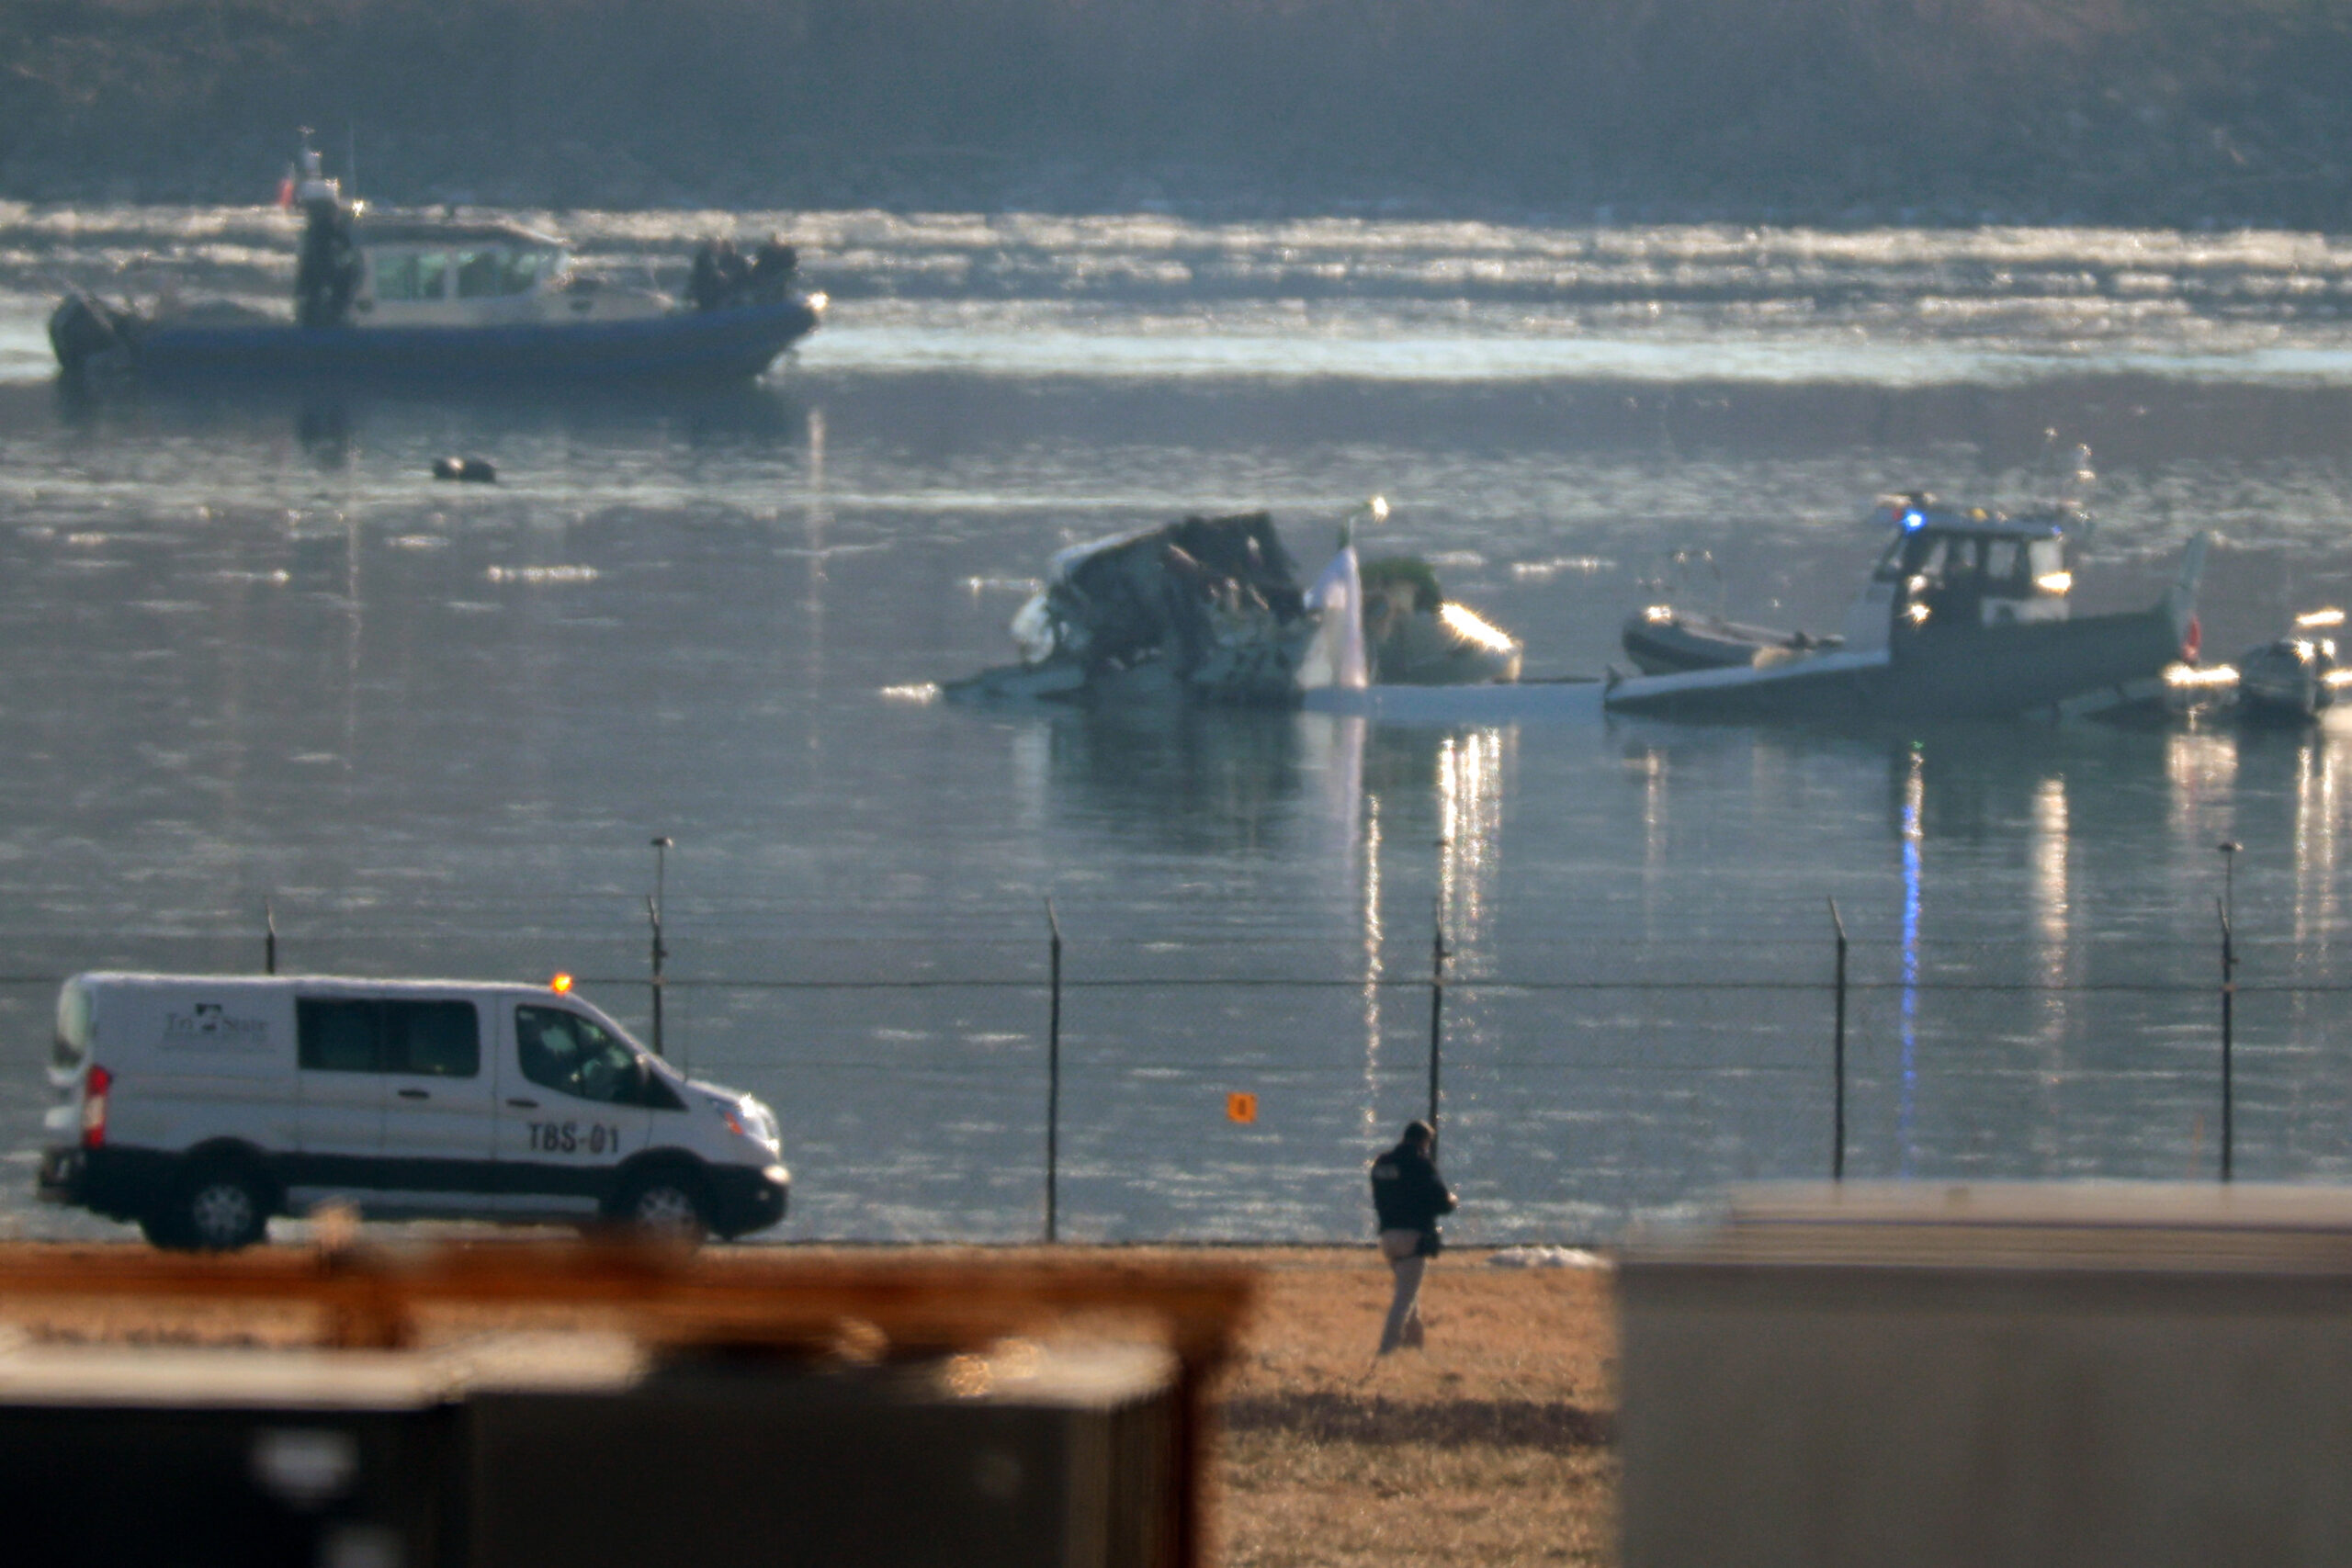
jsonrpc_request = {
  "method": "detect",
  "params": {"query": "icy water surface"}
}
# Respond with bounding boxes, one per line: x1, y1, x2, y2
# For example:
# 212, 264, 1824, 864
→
5, 209, 2352, 1241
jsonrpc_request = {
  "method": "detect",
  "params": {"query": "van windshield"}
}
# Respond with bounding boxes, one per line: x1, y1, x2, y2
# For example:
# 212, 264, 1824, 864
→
516, 1005, 677, 1107
52, 980, 89, 1073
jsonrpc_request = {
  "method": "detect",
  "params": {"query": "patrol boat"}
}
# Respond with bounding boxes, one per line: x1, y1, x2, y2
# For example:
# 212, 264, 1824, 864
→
49, 141, 823, 385
1602, 494, 2209, 724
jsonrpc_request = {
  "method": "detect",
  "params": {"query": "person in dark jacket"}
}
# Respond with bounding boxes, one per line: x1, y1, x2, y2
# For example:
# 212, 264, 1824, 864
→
1370, 1119, 1455, 1354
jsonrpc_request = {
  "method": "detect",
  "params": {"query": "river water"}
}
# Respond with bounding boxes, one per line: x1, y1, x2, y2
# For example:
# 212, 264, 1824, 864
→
4, 208, 2352, 1242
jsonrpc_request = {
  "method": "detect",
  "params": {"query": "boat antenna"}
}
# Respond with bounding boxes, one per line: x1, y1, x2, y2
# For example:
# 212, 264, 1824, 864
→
347, 124, 358, 200
2052, 435, 2098, 547
2060, 441, 2096, 510
1340, 493, 1386, 550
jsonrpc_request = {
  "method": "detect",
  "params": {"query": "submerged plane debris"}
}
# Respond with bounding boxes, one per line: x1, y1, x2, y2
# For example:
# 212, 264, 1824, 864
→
946, 502, 1521, 705
1361, 557, 1523, 684
951, 512, 1313, 703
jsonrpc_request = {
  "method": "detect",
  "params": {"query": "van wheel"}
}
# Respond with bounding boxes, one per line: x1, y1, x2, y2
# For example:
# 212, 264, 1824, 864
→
616, 1169, 710, 1245
165, 1165, 270, 1252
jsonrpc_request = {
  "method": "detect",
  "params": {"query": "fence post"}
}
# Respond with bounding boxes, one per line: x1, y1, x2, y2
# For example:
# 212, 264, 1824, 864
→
1829, 897, 1847, 1181
2218, 895, 2235, 1182
648, 836, 672, 1057
1428, 897, 1447, 1145
265, 899, 277, 976
2219, 840, 2239, 1183
1046, 897, 1062, 1244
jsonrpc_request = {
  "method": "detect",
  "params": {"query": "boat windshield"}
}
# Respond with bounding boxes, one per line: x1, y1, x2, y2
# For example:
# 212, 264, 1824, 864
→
373, 245, 558, 302
372, 251, 449, 302
456, 247, 558, 298
1879, 528, 2064, 592
1871, 532, 1912, 582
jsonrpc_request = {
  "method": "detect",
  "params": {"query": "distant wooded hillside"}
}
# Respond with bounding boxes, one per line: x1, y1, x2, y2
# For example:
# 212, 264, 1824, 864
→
6, 0, 2350, 223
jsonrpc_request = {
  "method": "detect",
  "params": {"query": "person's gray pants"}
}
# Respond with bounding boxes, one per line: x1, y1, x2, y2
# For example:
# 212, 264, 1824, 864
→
1378, 1229, 1428, 1352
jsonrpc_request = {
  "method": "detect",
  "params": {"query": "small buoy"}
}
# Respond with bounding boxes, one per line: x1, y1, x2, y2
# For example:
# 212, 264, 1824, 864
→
432, 457, 496, 483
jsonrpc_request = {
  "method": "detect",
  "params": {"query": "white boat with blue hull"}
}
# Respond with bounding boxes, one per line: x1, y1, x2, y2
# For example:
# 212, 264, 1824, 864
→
50, 142, 823, 386
1601, 497, 2208, 725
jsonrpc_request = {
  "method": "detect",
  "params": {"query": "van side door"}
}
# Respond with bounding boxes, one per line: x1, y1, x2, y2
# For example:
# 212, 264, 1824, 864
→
293, 997, 389, 1202
491, 1002, 659, 1219
292, 996, 494, 1211
373, 998, 497, 1208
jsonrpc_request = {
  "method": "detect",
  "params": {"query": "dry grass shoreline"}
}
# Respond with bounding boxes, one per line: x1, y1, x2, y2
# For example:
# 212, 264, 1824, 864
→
0, 1240, 1621, 1566
1207, 1247, 1617, 1568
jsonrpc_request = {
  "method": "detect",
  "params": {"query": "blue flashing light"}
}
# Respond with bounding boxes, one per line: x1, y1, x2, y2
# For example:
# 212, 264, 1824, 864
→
1901, 510, 1925, 531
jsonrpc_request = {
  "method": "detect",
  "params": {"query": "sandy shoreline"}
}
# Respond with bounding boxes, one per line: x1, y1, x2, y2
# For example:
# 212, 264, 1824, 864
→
0, 1240, 1620, 1565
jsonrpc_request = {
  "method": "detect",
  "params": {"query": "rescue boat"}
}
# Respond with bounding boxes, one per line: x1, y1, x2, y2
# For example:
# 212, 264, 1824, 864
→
49, 141, 823, 386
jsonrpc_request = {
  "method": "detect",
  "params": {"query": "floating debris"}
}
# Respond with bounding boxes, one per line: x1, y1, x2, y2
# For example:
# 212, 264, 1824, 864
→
485, 564, 597, 584
1512, 556, 1613, 581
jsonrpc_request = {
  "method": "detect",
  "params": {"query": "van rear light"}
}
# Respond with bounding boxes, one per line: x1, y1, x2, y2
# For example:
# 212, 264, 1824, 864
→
81, 1065, 110, 1149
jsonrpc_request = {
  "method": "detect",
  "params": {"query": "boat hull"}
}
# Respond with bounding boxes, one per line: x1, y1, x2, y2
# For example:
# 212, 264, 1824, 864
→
1621, 613, 1839, 675
62, 297, 821, 386
1605, 602, 2194, 725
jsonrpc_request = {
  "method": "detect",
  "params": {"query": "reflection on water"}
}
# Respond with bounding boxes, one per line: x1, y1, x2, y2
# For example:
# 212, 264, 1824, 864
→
1039, 705, 1306, 854
2167, 728, 2239, 841
2291, 730, 2339, 945
2031, 774, 2071, 1168
1436, 728, 1508, 953
1898, 748, 1925, 1175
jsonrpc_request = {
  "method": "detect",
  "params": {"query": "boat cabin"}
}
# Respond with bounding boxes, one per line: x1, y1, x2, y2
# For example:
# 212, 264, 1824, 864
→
1841, 497, 2075, 653
350, 220, 667, 327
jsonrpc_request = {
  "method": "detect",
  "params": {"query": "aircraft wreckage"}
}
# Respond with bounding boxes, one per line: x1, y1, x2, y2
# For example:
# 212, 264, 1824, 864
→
946, 502, 1522, 705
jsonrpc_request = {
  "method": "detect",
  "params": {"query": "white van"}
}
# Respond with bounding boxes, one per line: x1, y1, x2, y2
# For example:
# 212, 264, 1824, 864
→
35, 973, 789, 1250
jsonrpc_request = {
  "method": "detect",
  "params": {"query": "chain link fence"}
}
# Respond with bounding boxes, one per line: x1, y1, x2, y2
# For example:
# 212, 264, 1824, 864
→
0, 896, 2339, 1243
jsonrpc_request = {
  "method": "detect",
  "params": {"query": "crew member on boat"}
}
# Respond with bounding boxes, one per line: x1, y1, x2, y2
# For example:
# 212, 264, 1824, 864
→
690, 234, 801, 310
289, 146, 359, 329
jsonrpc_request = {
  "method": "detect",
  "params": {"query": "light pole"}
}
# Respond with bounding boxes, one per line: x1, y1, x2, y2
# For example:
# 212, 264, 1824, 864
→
649, 835, 673, 1058
2218, 839, 2241, 1181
